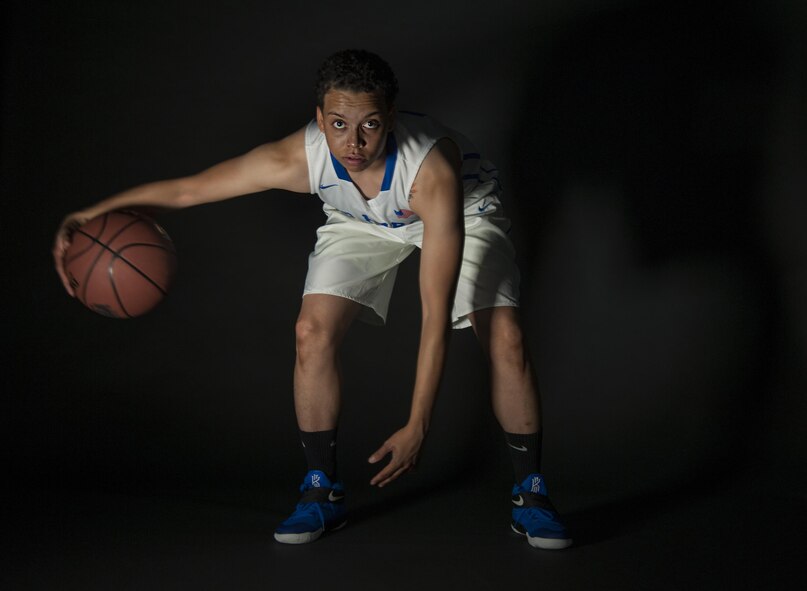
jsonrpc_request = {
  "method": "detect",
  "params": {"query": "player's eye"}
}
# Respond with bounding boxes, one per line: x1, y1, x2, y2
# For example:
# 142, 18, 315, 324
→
332, 120, 346, 129
363, 120, 380, 129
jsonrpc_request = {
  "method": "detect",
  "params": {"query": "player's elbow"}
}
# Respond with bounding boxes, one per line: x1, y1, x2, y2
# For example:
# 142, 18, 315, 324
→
420, 291, 454, 329
171, 178, 206, 209
173, 189, 198, 209
420, 311, 453, 343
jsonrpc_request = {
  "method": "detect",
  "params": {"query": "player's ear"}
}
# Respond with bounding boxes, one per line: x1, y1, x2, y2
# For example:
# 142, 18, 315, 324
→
316, 106, 325, 132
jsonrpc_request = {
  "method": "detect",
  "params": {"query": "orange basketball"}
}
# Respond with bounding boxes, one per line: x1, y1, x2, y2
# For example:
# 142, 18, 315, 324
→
64, 210, 177, 318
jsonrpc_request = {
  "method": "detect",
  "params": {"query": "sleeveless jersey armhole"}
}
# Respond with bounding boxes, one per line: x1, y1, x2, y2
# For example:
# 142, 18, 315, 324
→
304, 120, 324, 194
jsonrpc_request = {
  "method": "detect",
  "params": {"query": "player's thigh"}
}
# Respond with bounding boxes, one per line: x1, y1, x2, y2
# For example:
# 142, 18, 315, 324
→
450, 216, 520, 328
305, 215, 415, 326
307, 213, 410, 276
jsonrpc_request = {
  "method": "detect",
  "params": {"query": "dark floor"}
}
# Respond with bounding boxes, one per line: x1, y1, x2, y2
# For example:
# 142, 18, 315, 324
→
3, 473, 803, 591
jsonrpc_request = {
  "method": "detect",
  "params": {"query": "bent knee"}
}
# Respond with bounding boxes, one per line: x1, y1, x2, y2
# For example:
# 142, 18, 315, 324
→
489, 317, 528, 365
295, 315, 339, 357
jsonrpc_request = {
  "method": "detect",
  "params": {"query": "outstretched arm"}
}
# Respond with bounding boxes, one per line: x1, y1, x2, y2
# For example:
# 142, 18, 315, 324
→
368, 137, 464, 486
53, 127, 310, 295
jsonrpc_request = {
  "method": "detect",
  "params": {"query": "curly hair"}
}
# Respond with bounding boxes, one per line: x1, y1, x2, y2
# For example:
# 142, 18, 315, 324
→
315, 49, 399, 109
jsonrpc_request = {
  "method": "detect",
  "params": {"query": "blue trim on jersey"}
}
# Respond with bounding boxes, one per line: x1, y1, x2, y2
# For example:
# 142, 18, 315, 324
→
330, 153, 352, 181
380, 133, 398, 192
464, 172, 502, 189
328, 133, 399, 190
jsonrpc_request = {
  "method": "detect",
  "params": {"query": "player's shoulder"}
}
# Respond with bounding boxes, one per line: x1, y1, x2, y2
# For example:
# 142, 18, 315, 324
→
396, 112, 460, 173
276, 124, 310, 153
238, 125, 310, 193
417, 136, 462, 181
249, 125, 308, 164
408, 139, 462, 212
408, 136, 463, 218
395, 110, 449, 141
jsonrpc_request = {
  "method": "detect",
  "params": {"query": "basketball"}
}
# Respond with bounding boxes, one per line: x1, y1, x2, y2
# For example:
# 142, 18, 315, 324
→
64, 210, 178, 318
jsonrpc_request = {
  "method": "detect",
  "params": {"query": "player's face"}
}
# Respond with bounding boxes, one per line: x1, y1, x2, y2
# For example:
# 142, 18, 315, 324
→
317, 89, 394, 174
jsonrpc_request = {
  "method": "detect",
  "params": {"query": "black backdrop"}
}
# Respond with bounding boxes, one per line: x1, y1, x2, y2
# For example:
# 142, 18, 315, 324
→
4, 0, 806, 515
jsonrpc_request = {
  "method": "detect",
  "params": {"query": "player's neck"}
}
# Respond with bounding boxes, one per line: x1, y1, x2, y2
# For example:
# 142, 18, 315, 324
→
349, 148, 388, 199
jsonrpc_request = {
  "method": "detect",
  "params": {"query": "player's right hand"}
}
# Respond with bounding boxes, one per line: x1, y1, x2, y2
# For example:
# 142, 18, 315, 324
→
368, 422, 425, 487
53, 212, 90, 297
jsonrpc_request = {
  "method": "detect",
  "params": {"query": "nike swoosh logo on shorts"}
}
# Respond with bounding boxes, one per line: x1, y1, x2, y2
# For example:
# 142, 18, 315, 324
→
508, 444, 528, 452
328, 491, 344, 502
319, 183, 338, 190
478, 200, 493, 212
512, 495, 525, 507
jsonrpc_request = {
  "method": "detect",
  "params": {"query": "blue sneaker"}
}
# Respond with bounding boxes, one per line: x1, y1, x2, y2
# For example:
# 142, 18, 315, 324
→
274, 470, 347, 544
511, 473, 573, 549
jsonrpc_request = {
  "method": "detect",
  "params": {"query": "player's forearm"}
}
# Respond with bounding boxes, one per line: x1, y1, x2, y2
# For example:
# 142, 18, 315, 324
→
410, 236, 462, 432
73, 130, 308, 220
407, 313, 451, 432
77, 178, 192, 219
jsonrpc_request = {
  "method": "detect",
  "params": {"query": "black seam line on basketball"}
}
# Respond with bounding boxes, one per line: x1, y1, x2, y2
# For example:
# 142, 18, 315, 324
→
73, 213, 108, 302
75, 212, 145, 305
66, 212, 109, 263
76, 214, 112, 304
66, 240, 97, 264
107, 246, 170, 320
76, 229, 171, 298
108, 262, 133, 319
113, 243, 175, 294
75, 215, 142, 261
73, 214, 155, 265
108, 247, 171, 295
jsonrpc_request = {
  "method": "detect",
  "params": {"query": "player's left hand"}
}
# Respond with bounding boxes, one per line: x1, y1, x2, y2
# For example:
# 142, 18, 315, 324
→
368, 422, 426, 487
53, 211, 91, 297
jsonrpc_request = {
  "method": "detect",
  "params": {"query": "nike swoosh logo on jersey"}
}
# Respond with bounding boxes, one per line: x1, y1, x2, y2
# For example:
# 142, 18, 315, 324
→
512, 495, 525, 507
508, 444, 528, 452
478, 200, 493, 212
319, 183, 339, 190
328, 490, 344, 502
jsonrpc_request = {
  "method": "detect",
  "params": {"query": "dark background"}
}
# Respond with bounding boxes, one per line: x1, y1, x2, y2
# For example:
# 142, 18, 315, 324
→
3, 0, 805, 589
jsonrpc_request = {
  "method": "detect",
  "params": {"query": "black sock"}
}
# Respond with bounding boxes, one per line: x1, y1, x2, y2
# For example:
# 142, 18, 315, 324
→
504, 431, 542, 484
300, 429, 338, 480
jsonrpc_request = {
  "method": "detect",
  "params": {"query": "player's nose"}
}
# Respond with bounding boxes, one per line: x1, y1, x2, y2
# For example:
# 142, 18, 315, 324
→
347, 129, 365, 148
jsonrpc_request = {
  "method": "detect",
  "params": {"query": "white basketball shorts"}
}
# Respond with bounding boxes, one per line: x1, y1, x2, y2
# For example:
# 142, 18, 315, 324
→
303, 210, 520, 329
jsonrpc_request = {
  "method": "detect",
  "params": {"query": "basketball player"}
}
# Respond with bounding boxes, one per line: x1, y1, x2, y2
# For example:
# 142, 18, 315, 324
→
53, 50, 572, 549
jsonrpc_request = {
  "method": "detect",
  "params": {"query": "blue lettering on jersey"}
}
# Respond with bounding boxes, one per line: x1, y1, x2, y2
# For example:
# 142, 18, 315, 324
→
360, 213, 407, 229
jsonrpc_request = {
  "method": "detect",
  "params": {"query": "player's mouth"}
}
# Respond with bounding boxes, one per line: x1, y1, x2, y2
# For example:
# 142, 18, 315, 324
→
343, 154, 366, 167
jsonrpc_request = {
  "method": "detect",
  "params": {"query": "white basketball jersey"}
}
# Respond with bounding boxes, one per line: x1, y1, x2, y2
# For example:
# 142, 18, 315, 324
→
304, 112, 504, 228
